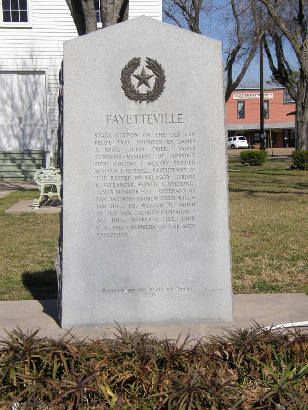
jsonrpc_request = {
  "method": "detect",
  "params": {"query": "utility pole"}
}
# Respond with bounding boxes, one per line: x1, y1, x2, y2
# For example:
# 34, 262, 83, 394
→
260, 36, 266, 150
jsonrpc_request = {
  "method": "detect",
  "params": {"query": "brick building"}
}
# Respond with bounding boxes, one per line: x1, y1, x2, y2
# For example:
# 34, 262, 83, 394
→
226, 88, 296, 148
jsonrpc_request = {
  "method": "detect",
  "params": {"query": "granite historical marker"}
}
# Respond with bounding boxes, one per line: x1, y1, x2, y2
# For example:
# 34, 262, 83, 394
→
60, 16, 233, 327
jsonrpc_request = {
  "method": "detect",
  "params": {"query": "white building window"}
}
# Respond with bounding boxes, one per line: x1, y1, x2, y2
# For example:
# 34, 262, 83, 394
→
1, 0, 30, 25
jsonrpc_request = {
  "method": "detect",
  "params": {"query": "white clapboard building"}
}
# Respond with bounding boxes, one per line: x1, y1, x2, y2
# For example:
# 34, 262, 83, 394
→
0, 0, 162, 180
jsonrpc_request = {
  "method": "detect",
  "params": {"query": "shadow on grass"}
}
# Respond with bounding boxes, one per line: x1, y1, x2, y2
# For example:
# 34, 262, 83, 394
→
253, 171, 308, 177
22, 270, 59, 324
229, 187, 308, 195
0, 182, 36, 191
39, 198, 62, 207
22, 269, 57, 300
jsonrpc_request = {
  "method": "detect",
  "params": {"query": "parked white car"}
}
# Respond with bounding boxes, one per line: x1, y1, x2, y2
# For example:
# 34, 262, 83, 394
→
227, 136, 249, 149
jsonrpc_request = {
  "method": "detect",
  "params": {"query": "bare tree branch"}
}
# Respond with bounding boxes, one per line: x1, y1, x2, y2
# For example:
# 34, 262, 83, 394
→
258, 0, 308, 148
66, 0, 87, 35
164, 0, 205, 34
164, 9, 184, 28
224, 0, 262, 101
225, 44, 258, 101
258, 0, 307, 77
263, 32, 297, 100
164, 0, 260, 101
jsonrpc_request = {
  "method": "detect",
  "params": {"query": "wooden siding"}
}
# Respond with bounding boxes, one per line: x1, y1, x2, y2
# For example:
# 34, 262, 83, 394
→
129, 0, 162, 20
0, 150, 45, 181
0, 0, 162, 155
0, 0, 77, 155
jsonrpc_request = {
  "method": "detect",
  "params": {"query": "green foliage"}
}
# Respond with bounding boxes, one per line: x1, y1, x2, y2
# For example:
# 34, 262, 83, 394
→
292, 150, 308, 170
0, 325, 307, 408
240, 150, 268, 166
252, 281, 282, 292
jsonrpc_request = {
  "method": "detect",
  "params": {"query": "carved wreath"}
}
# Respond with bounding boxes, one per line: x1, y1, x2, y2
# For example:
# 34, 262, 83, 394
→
121, 57, 166, 103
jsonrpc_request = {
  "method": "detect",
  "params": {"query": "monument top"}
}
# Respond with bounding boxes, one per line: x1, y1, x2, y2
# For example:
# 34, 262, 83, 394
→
64, 16, 224, 129
64, 16, 221, 48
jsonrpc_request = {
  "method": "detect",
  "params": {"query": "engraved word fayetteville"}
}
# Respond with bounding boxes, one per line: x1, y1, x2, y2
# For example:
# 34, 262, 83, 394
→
106, 113, 184, 126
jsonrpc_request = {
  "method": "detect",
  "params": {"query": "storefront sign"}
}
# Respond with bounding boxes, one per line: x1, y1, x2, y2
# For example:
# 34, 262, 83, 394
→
233, 92, 273, 99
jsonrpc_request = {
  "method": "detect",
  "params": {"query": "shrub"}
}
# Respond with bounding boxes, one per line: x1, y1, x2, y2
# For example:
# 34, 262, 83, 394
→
0, 326, 307, 408
292, 150, 308, 170
240, 150, 268, 166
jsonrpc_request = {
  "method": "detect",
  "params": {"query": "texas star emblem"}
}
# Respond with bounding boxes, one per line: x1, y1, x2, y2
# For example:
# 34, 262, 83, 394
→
121, 57, 166, 103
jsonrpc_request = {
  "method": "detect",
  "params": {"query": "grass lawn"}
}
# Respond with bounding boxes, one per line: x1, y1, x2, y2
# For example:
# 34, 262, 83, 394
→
0, 155, 307, 300
0, 191, 59, 300
229, 155, 308, 294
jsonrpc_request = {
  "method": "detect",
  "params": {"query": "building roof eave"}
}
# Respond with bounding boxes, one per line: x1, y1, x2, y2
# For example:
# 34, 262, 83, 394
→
227, 122, 295, 131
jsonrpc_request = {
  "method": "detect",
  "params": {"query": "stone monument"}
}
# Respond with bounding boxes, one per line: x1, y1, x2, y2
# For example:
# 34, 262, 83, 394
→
59, 16, 233, 327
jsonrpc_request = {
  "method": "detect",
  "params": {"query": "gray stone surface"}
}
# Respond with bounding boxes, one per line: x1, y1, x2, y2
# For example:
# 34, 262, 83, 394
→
61, 16, 232, 328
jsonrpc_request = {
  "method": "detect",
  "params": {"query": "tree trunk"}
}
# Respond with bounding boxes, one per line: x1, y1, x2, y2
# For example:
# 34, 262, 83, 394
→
101, 0, 128, 28
80, 0, 97, 33
296, 89, 308, 150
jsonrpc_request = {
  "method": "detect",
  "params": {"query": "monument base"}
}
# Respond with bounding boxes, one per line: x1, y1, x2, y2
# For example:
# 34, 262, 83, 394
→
60, 287, 233, 328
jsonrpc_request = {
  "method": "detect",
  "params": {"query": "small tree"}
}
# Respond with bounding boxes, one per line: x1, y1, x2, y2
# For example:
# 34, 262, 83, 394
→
258, 0, 308, 149
57, 1, 128, 167
224, 0, 265, 102
66, 0, 128, 35
164, 0, 263, 102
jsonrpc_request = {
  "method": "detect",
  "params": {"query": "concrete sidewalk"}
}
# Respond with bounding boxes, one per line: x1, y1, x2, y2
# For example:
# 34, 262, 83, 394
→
0, 181, 61, 213
0, 181, 37, 199
5, 199, 61, 214
0, 294, 307, 340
